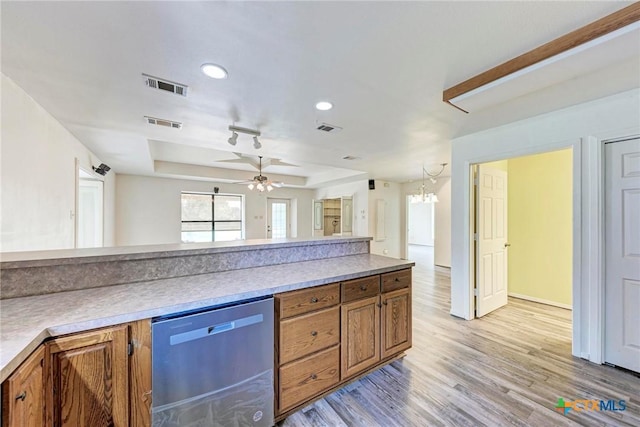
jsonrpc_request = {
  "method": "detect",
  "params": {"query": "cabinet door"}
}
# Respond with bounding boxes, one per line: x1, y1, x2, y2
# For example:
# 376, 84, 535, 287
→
312, 200, 324, 237
46, 325, 129, 427
381, 288, 412, 359
341, 295, 380, 379
341, 196, 353, 235
2, 346, 45, 427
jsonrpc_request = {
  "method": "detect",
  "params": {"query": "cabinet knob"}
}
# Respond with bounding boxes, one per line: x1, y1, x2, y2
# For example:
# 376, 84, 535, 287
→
311, 331, 318, 337
310, 297, 319, 303
394, 277, 400, 282
360, 285, 367, 291
310, 374, 317, 380
15, 391, 26, 401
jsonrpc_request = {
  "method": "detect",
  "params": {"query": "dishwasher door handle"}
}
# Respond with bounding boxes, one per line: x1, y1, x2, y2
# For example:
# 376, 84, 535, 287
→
169, 314, 264, 346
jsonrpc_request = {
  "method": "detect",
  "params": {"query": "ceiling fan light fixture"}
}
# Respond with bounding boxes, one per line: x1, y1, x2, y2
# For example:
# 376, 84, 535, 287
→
248, 183, 255, 190
201, 63, 228, 79
315, 101, 333, 111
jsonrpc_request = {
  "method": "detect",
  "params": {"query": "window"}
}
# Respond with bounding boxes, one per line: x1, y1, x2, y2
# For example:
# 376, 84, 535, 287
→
181, 193, 243, 242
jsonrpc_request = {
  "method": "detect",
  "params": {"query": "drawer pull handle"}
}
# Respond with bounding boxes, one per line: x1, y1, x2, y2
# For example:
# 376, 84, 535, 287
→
311, 331, 318, 337
310, 374, 318, 380
310, 297, 319, 303
15, 391, 26, 401
360, 285, 367, 291
394, 277, 400, 282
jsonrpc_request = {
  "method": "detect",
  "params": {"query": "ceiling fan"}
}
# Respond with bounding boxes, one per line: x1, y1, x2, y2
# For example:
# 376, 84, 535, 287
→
235, 156, 284, 192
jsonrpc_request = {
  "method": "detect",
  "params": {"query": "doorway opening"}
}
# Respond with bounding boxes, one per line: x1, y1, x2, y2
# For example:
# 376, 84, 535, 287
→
470, 149, 573, 330
77, 168, 104, 248
406, 196, 435, 270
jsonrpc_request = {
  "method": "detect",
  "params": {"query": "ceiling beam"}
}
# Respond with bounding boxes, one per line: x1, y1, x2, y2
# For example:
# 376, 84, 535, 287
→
443, 2, 640, 111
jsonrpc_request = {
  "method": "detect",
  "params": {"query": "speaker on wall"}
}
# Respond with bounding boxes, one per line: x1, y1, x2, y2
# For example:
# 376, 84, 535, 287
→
368, 179, 375, 190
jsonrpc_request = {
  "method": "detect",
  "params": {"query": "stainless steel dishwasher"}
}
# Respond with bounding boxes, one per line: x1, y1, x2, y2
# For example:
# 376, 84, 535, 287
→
151, 297, 274, 427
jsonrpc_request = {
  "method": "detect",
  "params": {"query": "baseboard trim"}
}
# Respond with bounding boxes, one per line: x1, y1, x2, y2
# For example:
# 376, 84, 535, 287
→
508, 292, 572, 310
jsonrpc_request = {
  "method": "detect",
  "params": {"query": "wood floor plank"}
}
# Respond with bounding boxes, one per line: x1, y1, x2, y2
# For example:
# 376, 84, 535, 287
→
282, 246, 640, 427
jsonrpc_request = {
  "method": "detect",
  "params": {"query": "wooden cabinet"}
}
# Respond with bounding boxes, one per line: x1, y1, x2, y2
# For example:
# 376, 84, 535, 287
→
2, 320, 152, 427
275, 284, 341, 415
275, 268, 412, 420
1, 346, 45, 427
45, 325, 130, 427
341, 295, 380, 379
381, 287, 412, 358
279, 345, 340, 412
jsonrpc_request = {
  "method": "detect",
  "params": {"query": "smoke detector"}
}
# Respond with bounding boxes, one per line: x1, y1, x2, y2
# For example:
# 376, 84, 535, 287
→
144, 116, 182, 130
316, 122, 343, 133
143, 74, 188, 97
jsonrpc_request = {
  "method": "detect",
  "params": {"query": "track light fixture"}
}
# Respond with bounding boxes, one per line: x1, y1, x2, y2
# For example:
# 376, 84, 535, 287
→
228, 131, 238, 146
228, 125, 262, 149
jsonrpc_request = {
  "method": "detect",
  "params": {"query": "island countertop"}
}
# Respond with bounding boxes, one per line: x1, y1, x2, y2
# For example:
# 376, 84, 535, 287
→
0, 252, 414, 383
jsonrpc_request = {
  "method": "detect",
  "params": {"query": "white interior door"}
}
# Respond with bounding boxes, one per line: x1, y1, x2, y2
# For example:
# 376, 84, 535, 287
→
605, 138, 640, 373
267, 198, 290, 238
476, 165, 508, 317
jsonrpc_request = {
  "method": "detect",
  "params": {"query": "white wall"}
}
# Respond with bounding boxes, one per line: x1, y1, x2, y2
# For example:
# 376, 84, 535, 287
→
1, 74, 115, 252
116, 174, 314, 246
407, 202, 433, 246
368, 181, 403, 258
433, 177, 451, 267
450, 88, 640, 364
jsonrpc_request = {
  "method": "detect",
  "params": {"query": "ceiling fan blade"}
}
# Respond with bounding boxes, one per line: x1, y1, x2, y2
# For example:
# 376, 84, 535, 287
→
270, 182, 284, 187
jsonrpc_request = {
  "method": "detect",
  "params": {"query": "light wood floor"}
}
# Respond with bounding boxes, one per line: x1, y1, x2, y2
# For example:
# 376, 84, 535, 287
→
282, 246, 640, 426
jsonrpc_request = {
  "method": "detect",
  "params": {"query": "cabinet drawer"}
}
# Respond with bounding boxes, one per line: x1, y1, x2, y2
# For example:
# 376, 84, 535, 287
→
277, 283, 340, 319
381, 269, 411, 293
279, 306, 340, 364
341, 276, 380, 303
279, 345, 339, 412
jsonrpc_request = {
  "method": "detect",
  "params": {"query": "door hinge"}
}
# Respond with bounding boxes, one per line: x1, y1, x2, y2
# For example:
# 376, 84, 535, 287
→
473, 178, 479, 186
127, 342, 134, 356
473, 233, 478, 241
473, 288, 478, 296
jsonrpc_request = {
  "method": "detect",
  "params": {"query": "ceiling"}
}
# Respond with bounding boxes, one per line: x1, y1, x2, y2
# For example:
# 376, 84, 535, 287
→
2, 1, 638, 187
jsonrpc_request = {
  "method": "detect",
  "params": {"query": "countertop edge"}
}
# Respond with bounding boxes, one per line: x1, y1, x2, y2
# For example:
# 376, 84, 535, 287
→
1, 236, 373, 268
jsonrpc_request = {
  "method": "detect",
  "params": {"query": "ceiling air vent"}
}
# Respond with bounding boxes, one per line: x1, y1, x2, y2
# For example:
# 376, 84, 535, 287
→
142, 74, 188, 97
145, 116, 183, 130
317, 122, 343, 133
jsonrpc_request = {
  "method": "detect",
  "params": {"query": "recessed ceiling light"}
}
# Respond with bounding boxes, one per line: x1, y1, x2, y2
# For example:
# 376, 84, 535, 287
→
201, 63, 228, 79
315, 101, 333, 111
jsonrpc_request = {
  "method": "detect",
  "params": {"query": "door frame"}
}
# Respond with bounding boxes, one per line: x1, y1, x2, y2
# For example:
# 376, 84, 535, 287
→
267, 198, 291, 238
459, 139, 582, 353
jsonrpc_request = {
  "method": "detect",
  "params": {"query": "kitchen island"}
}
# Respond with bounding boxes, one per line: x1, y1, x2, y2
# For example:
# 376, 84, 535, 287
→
0, 236, 413, 426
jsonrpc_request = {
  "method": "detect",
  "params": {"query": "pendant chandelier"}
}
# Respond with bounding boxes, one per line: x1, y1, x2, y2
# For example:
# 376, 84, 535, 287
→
410, 163, 447, 203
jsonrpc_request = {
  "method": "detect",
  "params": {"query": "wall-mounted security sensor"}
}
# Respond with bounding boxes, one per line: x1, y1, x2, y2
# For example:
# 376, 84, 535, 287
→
92, 163, 111, 176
